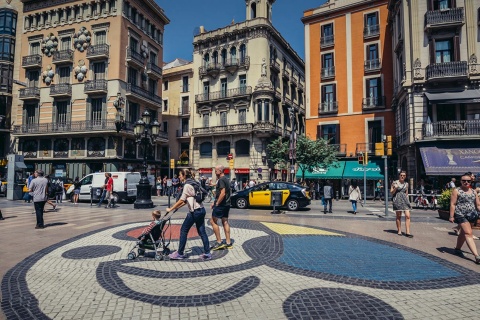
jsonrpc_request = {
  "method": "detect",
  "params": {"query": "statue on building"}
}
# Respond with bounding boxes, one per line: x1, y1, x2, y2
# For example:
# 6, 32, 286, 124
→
261, 58, 267, 77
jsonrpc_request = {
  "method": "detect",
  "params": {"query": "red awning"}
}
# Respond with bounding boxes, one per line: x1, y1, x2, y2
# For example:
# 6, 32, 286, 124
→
198, 168, 212, 173
224, 169, 230, 174
234, 168, 250, 174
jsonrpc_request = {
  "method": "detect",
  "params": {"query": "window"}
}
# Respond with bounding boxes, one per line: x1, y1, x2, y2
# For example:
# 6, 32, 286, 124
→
203, 53, 209, 66
0, 10, 17, 36
25, 104, 37, 125
128, 102, 139, 124
240, 44, 246, 62
367, 44, 378, 60
321, 84, 336, 103
30, 42, 40, 55
163, 80, 168, 90
162, 121, 168, 133
0, 37, 14, 61
251, 3, 257, 18
257, 101, 262, 121
235, 139, 250, 156
365, 12, 378, 27
432, 0, 452, 10
90, 98, 104, 123
58, 66, 70, 84
322, 53, 334, 76
212, 51, 218, 65
95, 31, 106, 45
60, 37, 71, 50
130, 37, 138, 52
0, 63, 13, 92
435, 39, 453, 63
163, 99, 168, 112
230, 47, 237, 63
321, 23, 334, 46
264, 101, 270, 121
181, 119, 189, 135
202, 114, 209, 127
322, 23, 333, 37
317, 124, 340, 144
131, 8, 137, 24
239, 75, 247, 93
150, 52, 157, 65
238, 109, 246, 124
203, 81, 210, 99
217, 141, 230, 156
128, 67, 137, 85
181, 96, 189, 114
368, 120, 382, 146
93, 62, 106, 80
220, 111, 227, 126
366, 77, 382, 99
221, 49, 227, 65
200, 142, 212, 157
27, 70, 39, 87
148, 78, 157, 95
182, 76, 189, 92
55, 101, 69, 123
220, 78, 227, 98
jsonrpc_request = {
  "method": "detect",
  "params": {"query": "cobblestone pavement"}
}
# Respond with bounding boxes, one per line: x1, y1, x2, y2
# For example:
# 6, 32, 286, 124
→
1, 197, 479, 319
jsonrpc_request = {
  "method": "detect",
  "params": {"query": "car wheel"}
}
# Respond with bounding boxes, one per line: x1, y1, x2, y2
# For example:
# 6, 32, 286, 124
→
286, 199, 299, 211
112, 192, 120, 203
236, 198, 248, 209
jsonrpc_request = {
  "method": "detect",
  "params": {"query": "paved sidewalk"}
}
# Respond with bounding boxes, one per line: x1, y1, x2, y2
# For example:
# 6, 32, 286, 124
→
1, 197, 479, 319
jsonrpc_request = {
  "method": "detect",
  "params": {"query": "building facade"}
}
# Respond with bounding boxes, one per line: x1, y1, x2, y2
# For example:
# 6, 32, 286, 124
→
191, 0, 306, 185
302, 0, 394, 196
388, 0, 480, 188
11, 0, 168, 180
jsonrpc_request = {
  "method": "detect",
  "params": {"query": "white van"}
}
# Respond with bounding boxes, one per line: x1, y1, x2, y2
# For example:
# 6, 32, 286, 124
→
66, 172, 141, 203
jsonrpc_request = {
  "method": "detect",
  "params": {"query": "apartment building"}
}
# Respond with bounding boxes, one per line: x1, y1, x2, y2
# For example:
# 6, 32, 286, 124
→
191, 0, 306, 185
161, 58, 194, 177
388, 0, 480, 186
302, 0, 394, 195
11, 0, 168, 179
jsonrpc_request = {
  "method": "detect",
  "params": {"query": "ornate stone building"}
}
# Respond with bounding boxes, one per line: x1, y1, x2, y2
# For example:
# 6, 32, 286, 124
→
11, 0, 169, 179
191, 0, 305, 185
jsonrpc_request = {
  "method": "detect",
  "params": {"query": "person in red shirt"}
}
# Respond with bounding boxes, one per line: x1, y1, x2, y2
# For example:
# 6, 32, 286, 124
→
105, 173, 114, 209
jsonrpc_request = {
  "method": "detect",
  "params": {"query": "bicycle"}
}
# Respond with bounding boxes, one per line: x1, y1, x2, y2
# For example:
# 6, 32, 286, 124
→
204, 189, 214, 203
413, 190, 429, 210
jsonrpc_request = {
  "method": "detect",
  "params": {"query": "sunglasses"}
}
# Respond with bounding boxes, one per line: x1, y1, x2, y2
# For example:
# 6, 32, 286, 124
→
400, 175, 406, 177
462, 180, 472, 183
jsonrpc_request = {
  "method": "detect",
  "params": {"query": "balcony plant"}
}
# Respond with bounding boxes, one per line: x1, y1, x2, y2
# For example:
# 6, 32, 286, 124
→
437, 188, 452, 220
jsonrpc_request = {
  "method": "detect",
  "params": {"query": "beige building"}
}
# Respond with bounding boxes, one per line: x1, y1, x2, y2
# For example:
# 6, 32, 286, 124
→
11, 0, 169, 179
191, 0, 305, 185
388, 0, 480, 187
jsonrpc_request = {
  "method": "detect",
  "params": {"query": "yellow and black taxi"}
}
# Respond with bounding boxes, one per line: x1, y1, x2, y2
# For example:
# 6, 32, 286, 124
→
231, 181, 310, 211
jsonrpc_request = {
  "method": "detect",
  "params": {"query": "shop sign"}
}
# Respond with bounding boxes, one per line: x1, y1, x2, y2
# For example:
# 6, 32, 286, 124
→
234, 168, 250, 174
199, 168, 213, 173
224, 169, 230, 174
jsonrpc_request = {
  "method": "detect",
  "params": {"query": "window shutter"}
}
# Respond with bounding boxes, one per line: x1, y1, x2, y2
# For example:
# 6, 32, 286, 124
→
52, 101, 57, 123
321, 54, 325, 68
364, 13, 367, 28
321, 85, 326, 103
335, 124, 340, 145
333, 84, 337, 102
365, 79, 370, 97
86, 98, 91, 121
451, 0, 456, 8
67, 100, 72, 123
102, 97, 107, 121
331, 53, 335, 67
429, 39, 435, 63
317, 125, 322, 140
454, 35, 460, 61
377, 78, 382, 99
321, 24, 324, 37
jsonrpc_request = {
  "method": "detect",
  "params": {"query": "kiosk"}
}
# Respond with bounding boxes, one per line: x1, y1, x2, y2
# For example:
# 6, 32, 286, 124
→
6, 154, 27, 200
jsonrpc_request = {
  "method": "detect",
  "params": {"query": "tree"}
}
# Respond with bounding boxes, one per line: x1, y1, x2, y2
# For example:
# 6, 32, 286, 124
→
295, 135, 339, 182
266, 137, 289, 169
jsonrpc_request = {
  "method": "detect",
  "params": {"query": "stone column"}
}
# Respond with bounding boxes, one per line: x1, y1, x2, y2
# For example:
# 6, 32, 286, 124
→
45, 11, 51, 27
60, 8, 65, 23
39, 12, 44, 27
106, 0, 111, 14
87, 3, 92, 18
24, 16, 30, 30
96, 1, 101, 16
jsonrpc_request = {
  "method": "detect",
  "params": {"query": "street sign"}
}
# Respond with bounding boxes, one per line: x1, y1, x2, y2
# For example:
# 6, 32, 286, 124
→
166, 179, 172, 187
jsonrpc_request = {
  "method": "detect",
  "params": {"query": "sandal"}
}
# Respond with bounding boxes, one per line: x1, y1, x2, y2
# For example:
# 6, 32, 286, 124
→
397, 232, 402, 236
475, 256, 480, 265
405, 234, 414, 238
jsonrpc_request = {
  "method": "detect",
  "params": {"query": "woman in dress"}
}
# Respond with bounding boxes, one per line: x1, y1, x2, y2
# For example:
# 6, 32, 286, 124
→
348, 180, 361, 214
449, 173, 480, 264
391, 171, 413, 237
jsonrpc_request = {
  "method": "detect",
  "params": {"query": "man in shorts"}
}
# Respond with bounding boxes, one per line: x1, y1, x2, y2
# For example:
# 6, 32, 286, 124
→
210, 165, 232, 250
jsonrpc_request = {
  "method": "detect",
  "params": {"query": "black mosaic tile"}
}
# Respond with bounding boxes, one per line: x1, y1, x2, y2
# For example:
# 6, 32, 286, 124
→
62, 245, 121, 259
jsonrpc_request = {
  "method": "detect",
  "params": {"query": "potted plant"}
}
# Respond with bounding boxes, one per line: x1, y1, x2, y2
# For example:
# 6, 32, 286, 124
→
437, 189, 452, 220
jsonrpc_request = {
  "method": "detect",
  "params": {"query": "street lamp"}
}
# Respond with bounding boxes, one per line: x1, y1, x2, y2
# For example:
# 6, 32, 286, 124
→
133, 110, 160, 209
288, 106, 296, 183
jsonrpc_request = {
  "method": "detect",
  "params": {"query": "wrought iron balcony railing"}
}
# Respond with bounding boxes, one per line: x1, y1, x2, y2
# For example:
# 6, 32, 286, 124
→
356, 142, 374, 155
425, 7, 464, 27
426, 61, 468, 80
176, 129, 190, 138
84, 79, 108, 93
126, 83, 162, 104
87, 44, 109, 59
364, 24, 380, 38
320, 35, 334, 48
52, 50, 74, 63
321, 66, 335, 79
422, 120, 480, 138
253, 121, 275, 131
50, 83, 72, 96
192, 123, 253, 136
362, 96, 385, 109
126, 48, 145, 65
22, 54, 42, 67
195, 86, 252, 103
364, 59, 381, 72
331, 144, 347, 155
19, 87, 40, 99
146, 62, 162, 78
13, 120, 134, 134
270, 58, 280, 72
318, 101, 338, 114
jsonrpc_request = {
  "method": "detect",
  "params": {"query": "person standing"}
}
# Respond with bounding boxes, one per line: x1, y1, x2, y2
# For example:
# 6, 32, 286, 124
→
449, 173, 480, 264
55, 178, 64, 204
104, 173, 114, 208
156, 176, 162, 196
97, 173, 109, 207
72, 177, 81, 205
391, 171, 413, 237
348, 180, 362, 215
448, 178, 457, 189
323, 180, 333, 213
210, 165, 232, 250
45, 175, 57, 211
374, 180, 383, 201
172, 174, 180, 197
25, 173, 34, 203
29, 170, 48, 229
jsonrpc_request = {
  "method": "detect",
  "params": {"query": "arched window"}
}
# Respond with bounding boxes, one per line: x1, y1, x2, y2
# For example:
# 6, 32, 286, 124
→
235, 140, 250, 156
200, 142, 212, 157
212, 51, 218, 65
221, 49, 227, 65
251, 3, 257, 19
230, 47, 237, 63
217, 141, 230, 156
203, 53, 209, 67
240, 44, 246, 63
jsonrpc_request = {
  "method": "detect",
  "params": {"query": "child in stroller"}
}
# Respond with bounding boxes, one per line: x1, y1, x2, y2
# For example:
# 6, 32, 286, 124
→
127, 210, 172, 261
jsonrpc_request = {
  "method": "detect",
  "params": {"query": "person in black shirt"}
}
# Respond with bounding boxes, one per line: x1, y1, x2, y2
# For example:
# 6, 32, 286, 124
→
210, 165, 232, 250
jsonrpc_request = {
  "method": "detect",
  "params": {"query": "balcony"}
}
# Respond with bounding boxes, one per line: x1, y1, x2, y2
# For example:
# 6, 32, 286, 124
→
192, 123, 253, 136
270, 58, 280, 73
176, 129, 190, 138
195, 86, 252, 103
425, 7, 464, 31
50, 83, 72, 97
146, 62, 162, 79
331, 144, 347, 156
321, 66, 335, 80
422, 120, 480, 139
126, 83, 162, 106
86, 44, 109, 60
178, 105, 190, 116
224, 57, 250, 74
320, 35, 334, 48
199, 62, 222, 78
282, 96, 292, 107
126, 48, 145, 68
52, 50, 74, 64
425, 61, 468, 81
19, 87, 40, 100
253, 121, 276, 137
282, 68, 290, 80
22, 55, 42, 68
356, 142, 374, 155
13, 120, 127, 135
362, 96, 385, 110
364, 59, 381, 72
84, 79, 108, 94
364, 24, 380, 38
318, 101, 338, 115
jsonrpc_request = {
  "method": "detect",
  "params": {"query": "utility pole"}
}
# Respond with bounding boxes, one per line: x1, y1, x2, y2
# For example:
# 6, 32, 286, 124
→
375, 136, 392, 216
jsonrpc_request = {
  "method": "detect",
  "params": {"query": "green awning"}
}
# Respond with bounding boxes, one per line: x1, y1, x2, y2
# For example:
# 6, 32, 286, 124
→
296, 161, 346, 179
342, 160, 384, 180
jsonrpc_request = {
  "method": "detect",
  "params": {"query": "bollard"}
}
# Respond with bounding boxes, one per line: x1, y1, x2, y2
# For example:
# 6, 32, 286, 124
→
335, 190, 339, 201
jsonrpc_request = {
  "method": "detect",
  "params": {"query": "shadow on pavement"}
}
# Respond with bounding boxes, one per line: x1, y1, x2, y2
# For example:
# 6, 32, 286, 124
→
44, 222, 69, 228
383, 229, 401, 235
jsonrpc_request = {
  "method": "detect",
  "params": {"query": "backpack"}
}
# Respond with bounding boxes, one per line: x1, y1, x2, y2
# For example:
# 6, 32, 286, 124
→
185, 179, 208, 204
54, 182, 63, 194
47, 182, 56, 198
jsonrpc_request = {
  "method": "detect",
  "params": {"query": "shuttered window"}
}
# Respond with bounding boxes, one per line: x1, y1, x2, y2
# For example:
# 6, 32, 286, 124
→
238, 109, 246, 124
95, 31, 106, 45
317, 124, 340, 144
58, 66, 70, 84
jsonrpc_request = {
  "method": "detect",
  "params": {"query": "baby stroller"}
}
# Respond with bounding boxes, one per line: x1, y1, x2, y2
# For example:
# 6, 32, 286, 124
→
127, 217, 172, 261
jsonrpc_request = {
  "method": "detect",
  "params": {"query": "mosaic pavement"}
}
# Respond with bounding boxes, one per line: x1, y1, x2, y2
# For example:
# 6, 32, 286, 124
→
2, 219, 480, 319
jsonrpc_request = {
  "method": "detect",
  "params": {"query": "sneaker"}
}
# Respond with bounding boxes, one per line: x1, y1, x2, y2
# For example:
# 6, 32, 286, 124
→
168, 251, 186, 260
53, 204, 57, 211
224, 243, 233, 249
200, 253, 212, 260
35, 225, 44, 229
211, 242, 225, 251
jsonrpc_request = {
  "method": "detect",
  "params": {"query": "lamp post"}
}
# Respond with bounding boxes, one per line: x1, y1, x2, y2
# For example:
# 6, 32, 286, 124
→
133, 110, 160, 209
288, 107, 296, 183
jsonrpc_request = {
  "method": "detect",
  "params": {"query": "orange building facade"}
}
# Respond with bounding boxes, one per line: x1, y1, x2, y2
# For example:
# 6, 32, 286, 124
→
303, 0, 394, 161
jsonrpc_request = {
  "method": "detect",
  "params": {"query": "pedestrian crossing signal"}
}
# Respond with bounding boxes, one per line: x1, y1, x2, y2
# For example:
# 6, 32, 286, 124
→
170, 159, 175, 169
358, 155, 364, 165
375, 142, 385, 156
386, 135, 393, 156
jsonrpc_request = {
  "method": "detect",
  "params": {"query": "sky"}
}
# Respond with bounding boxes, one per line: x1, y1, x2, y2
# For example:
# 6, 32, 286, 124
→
158, 0, 328, 63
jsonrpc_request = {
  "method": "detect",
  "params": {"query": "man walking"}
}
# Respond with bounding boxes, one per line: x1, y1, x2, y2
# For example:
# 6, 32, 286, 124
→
210, 165, 232, 250
323, 180, 333, 213
29, 170, 48, 229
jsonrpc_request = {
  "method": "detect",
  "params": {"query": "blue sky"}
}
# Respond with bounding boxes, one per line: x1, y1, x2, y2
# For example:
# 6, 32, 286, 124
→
158, 0, 327, 63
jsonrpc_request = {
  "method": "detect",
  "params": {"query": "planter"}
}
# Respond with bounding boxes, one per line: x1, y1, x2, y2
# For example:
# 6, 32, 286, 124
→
438, 209, 449, 221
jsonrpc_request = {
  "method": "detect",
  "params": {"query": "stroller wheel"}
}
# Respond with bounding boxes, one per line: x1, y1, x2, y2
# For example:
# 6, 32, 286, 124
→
163, 248, 171, 255
154, 254, 163, 261
138, 248, 145, 256
127, 252, 136, 260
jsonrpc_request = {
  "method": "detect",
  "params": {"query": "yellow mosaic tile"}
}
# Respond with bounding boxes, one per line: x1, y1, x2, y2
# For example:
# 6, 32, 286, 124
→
261, 222, 344, 236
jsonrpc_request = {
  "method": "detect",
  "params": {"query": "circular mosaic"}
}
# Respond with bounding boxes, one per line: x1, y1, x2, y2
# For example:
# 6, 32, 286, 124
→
62, 245, 121, 260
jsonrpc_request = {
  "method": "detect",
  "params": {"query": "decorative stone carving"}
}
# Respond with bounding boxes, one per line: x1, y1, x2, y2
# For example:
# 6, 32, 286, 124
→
140, 41, 149, 59
73, 26, 91, 52
413, 58, 423, 79
42, 65, 55, 84
74, 60, 87, 81
41, 33, 58, 57
469, 54, 478, 75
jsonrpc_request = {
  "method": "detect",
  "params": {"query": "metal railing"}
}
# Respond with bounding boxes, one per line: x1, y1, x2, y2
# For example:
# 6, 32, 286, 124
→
12, 120, 135, 134
422, 120, 480, 138
318, 101, 338, 114
253, 121, 275, 131
146, 62, 163, 77
126, 83, 162, 104
331, 144, 347, 155
426, 61, 468, 80
321, 66, 335, 79
87, 44, 109, 58
19, 87, 40, 99
195, 86, 252, 102
84, 79, 108, 92
425, 7, 464, 26
176, 129, 190, 137
362, 96, 385, 109
364, 24, 380, 37
22, 54, 42, 67
126, 48, 145, 64
356, 142, 374, 154
320, 35, 334, 48
179, 105, 190, 116
270, 58, 280, 71
192, 123, 253, 135
50, 83, 72, 96
52, 49, 73, 63
364, 59, 381, 72
224, 56, 250, 69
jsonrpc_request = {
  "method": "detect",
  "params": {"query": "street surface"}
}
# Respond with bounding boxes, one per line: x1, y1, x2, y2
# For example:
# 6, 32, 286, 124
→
1, 196, 479, 319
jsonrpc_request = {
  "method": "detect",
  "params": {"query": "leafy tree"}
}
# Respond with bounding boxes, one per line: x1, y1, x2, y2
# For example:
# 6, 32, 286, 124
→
266, 137, 289, 169
296, 135, 339, 182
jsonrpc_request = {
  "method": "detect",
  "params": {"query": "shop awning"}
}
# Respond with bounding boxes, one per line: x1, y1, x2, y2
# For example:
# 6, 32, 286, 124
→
424, 89, 480, 104
15, 162, 27, 169
420, 146, 480, 175
342, 160, 384, 180
296, 161, 346, 179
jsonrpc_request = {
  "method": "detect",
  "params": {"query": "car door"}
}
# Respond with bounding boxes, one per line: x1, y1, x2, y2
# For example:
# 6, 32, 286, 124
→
79, 175, 93, 200
272, 183, 291, 205
249, 184, 271, 206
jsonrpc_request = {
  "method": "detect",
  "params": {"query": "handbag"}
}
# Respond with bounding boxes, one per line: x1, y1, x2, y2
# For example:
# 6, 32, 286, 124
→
464, 211, 479, 223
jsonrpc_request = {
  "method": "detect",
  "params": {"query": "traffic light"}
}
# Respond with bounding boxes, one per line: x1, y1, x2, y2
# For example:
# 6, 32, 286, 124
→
364, 150, 368, 165
375, 142, 385, 156
385, 135, 393, 156
358, 153, 364, 165
170, 159, 175, 169
229, 158, 234, 169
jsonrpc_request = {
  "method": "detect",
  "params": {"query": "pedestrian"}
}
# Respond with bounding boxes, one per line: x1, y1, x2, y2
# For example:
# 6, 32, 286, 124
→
452, 172, 480, 239
343, 179, 350, 198
449, 172, 480, 264
323, 180, 333, 213
210, 165, 233, 250
24, 173, 34, 203
172, 174, 180, 197
97, 173, 109, 207
156, 176, 162, 196
448, 177, 456, 189
348, 180, 362, 214
104, 173, 115, 208
72, 177, 81, 205
391, 171, 413, 237
45, 176, 57, 211
374, 180, 383, 201
162, 176, 167, 196
55, 178, 64, 204
29, 170, 48, 229
248, 179, 255, 188
166, 169, 211, 260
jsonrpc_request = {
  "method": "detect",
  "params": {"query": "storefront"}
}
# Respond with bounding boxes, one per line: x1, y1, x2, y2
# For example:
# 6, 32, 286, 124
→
198, 168, 213, 179
234, 168, 250, 189
342, 160, 384, 198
